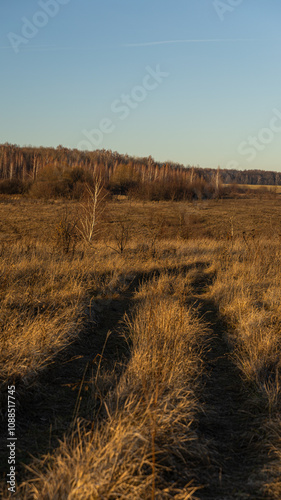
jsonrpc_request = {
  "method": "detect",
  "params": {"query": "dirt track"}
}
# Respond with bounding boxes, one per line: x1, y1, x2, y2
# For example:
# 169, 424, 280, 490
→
193, 273, 269, 499
1, 266, 273, 498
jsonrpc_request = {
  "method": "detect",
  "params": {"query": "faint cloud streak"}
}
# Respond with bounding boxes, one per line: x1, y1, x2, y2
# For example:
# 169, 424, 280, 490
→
122, 38, 260, 47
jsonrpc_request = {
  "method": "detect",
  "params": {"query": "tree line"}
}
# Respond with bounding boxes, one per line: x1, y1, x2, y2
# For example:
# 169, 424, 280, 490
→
0, 143, 280, 200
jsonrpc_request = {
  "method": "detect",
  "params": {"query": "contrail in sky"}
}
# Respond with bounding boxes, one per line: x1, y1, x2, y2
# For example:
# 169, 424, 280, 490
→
123, 38, 260, 47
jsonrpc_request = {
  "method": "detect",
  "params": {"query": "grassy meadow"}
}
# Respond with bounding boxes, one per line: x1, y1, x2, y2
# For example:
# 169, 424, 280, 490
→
1, 193, 281, 498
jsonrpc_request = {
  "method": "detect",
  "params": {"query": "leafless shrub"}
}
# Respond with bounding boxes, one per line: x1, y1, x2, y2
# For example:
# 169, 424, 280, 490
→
107, 219, 132, 254
76, 179, 107, 244
55, 209, 77, 255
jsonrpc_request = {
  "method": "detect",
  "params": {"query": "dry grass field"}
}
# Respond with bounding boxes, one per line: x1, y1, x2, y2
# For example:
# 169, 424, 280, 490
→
224, 183, 281, 194
222, 183, 281, 194
1, 193, 281, 499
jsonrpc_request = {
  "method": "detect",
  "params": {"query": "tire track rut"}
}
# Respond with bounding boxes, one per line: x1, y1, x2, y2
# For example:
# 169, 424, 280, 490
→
0, 273, 139, 485
193, 271, 269, 500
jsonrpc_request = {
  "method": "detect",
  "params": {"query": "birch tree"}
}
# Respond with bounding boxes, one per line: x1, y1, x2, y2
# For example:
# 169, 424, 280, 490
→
77, 178, 107, 244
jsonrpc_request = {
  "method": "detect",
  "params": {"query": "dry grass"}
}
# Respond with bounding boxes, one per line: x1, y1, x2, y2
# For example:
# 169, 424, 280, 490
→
223, 183, 281, 194
0, 246, 85, 385
209, 237, 281, 496
0, 197, 222, 389
2, 195, 281, 498
20, 271, 208, 499
211, 238, 281, 404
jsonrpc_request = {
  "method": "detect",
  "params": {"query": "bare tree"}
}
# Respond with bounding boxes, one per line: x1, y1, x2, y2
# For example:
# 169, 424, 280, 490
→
55, 207, 77, 255
215, 166, 220, 195
112, 219, 131, 254
76, 178, 107, 244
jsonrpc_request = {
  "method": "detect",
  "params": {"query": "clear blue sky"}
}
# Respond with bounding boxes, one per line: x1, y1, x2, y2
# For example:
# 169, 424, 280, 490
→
1, 0, 281, 171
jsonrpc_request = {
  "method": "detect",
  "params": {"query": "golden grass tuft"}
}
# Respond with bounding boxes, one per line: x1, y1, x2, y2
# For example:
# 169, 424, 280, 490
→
209, 237, 281, 495
20, 271, 208, 499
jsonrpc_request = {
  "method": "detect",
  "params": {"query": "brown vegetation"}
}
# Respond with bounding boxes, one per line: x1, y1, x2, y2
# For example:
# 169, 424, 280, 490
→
3, 143, 281, 203
1, 194, 281, 498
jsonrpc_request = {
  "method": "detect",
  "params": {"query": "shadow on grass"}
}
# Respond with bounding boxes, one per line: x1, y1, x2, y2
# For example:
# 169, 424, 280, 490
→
192, 273, 270, 500
0, 260, 207, 488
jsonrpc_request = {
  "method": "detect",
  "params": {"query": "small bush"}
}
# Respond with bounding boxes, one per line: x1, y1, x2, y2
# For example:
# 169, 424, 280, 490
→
0, 179, 30, 195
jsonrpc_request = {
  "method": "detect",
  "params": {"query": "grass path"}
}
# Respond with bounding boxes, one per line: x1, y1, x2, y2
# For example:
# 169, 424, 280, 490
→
1, 263, 274, 498
193, 272, 270, 499
0, 272, 140, 489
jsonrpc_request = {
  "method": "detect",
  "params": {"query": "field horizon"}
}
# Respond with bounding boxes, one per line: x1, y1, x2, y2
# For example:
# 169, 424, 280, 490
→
2, 1, 281, 497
